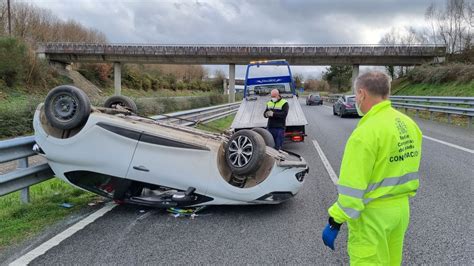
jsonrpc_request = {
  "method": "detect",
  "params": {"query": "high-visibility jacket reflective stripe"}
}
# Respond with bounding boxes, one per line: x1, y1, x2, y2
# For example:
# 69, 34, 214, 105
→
266, 99, 288, 110
337, 172, 419, 199
328, 100, 422, 223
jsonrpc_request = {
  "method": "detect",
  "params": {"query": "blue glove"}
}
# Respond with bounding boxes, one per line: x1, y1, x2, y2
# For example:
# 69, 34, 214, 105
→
322, 217, 341, 250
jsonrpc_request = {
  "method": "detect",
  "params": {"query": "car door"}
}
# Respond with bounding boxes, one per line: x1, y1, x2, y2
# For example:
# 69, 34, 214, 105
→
125, 131, 212, 193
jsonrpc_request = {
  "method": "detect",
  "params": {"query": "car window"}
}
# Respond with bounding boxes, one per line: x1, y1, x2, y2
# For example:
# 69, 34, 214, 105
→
347, 97, 356, 103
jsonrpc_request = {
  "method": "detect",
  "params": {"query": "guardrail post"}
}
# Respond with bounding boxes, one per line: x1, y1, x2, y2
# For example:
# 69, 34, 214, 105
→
429, 111, 434, 121
469, 117, 472, 129
415, 110, 419, 118
447, 113, 451, 124
17, 158, 30, 204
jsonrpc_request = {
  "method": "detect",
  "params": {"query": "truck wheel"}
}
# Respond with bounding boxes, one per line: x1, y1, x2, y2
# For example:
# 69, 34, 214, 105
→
104, 95, 138, 113
225, 130, 266, 176
44, 85, 91, 130
252, 128, 275, 148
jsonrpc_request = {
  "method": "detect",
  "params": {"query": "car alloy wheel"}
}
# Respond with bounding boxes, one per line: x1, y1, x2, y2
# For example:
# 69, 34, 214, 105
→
228, 135, 253, 168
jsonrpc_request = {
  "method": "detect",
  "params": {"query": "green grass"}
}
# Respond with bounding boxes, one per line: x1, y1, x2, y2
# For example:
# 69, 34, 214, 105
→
392, 80, 474, 96
0, 178, 100, 250
196, 114, 235, 133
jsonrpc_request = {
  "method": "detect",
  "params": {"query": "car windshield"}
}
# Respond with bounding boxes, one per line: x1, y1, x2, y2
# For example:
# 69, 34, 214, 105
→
312, 95, 320, 99
248, 84, 288, 96
347, 97, 355, 103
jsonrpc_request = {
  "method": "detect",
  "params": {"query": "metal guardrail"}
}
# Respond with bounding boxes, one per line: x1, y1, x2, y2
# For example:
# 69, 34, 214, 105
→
152, 102, 240, 126
0, 103, 240, 202
322, 94, 474, 127
0, 136, 54, 202
390, 96, 474, 127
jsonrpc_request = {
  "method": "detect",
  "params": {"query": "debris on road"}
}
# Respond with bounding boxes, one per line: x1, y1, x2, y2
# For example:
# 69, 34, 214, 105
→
59, 203, 73, 208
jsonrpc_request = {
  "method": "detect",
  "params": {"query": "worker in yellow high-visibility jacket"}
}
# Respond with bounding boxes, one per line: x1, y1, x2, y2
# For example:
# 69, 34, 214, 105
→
322, 71, 422, 265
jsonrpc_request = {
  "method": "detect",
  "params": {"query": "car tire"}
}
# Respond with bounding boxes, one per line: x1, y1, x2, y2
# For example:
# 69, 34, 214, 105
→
44, 85, 91, 130
104, 95, 138, 113
333, 106, 337, 115
339, 108, 345, 118
225, 130, 266, 176
252, 127, 275, 148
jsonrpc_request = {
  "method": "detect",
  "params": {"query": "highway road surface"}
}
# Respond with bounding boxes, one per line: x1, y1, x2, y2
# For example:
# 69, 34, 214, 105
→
5, 99, 473, 265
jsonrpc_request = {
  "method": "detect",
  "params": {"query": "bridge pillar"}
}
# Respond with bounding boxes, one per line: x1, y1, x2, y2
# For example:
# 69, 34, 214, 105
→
351, 64, 359, 94
114, 62, 122, 96
223, 79, 228, 95
228, 64, 235, 103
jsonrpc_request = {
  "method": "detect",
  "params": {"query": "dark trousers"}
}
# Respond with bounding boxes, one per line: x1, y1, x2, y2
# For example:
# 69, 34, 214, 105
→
268, 127, 285, 150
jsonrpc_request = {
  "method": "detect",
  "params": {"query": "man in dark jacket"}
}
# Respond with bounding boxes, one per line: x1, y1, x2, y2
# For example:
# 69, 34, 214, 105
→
264, 89, 289, 150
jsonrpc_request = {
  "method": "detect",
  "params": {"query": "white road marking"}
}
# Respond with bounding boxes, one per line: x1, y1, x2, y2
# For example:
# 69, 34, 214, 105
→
312, 139, 338, 185
423, 135, 474, 154
10, 202, 117, 266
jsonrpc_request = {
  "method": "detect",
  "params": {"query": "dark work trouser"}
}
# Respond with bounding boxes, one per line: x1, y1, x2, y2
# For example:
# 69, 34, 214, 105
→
268, 127, 285, 150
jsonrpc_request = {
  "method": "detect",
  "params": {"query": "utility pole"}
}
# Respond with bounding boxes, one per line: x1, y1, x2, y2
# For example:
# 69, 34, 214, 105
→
7, 0, 12, 36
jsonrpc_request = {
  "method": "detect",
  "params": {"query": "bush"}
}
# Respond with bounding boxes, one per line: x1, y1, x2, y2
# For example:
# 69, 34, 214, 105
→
0, 97, 40, 138
406, 64, 474, 84
77, 63, 112, 87
0, 38, 28, 87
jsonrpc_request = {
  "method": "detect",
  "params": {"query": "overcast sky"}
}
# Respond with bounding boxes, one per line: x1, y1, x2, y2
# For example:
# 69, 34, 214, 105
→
29, 0, 443, 79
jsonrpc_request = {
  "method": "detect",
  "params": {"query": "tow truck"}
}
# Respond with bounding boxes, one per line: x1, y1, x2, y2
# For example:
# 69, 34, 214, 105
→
231, 60, 308, 142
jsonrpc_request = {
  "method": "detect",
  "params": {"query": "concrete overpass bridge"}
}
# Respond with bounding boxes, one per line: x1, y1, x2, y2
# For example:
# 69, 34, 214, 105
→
38, 43, 446, 101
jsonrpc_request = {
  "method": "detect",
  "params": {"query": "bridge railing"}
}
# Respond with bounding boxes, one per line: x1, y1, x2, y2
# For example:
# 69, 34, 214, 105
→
40, 43, 446, 57
0, 103, 240, 203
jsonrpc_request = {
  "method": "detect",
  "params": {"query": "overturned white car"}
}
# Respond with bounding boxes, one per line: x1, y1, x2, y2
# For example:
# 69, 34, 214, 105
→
33, 86, 308, 207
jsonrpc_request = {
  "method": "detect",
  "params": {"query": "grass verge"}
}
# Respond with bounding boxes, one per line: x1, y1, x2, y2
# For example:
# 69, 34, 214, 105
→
0, 178, 100, 251
392, 80, 474, 96
196, 114, 235, 133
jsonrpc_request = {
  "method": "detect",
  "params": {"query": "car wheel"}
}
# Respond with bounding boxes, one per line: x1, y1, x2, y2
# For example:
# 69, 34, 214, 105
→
333, 106, 337, 115
225, 130, 266, 176
252, 127, 275, 148
339, 108, 345, 118
44, 85, 91, 130
104, 95, 138, 113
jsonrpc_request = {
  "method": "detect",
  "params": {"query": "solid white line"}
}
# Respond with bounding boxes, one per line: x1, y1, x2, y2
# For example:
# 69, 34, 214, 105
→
10, 202, 117, 266
423, 135, 474, 154
312, 139, 339, 185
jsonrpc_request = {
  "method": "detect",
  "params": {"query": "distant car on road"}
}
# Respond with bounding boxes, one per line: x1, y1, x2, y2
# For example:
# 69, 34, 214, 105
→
333, 95, 359, 117
306, 94, 323, 106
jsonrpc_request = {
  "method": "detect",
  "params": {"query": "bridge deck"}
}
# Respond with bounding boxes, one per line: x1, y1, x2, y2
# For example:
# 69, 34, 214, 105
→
39, 43, 446, 66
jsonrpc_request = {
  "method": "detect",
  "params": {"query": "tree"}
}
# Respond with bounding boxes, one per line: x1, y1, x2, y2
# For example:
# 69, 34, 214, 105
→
379, 26, 429, 78
0, 37, 27, 86
304, 79, 330, 92
322, 65, 352, 92
425, 0, 472, 54
293, 73, 304, 89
